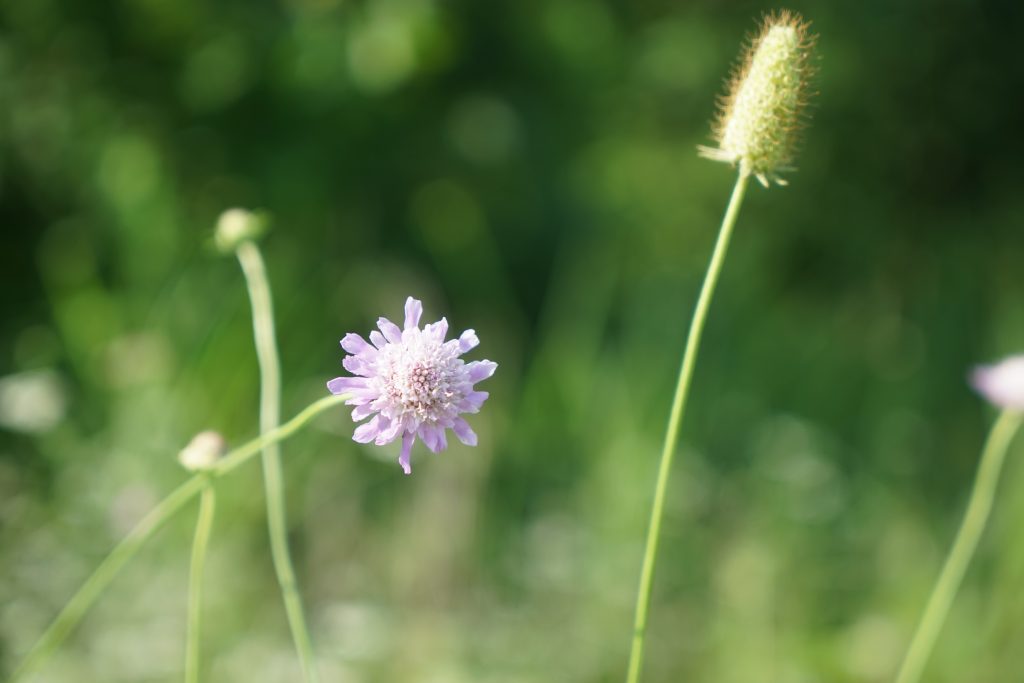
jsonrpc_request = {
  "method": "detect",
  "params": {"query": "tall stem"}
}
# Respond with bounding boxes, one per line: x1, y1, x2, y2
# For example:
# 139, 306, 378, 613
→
235, 241, 319, 683
8, 393, 347, 683
625, 170, 750, 683
893, 410, 1021, 683
185, 480, 216, 683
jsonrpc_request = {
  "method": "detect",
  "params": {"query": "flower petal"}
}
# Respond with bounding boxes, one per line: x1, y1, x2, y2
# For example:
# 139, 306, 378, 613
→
341, 333, 374, 356
404, 297, 423, 330
419, 424, 448, 453
378, 317, 402, 344
369, 331, 388, 349
466, 360, 497, 383
419, 425, 438, 452
351, 403, 376, 421
398, 432, 416, 475
458, 390, 489, 413
458, 329, 479, 353
425, 317, 449, 342
452, 418, 478, 446
375, 416, 402, 445
353, 416, 381, 443
327, 376, 367, 394
342, 355, 373, 377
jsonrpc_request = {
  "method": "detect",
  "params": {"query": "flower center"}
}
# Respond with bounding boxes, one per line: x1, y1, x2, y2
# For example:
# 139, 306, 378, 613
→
392, 361, 442, 410
376, 337, 460, 420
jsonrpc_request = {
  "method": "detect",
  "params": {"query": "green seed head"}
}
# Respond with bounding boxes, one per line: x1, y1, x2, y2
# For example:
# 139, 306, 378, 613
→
700, 11, 815, 187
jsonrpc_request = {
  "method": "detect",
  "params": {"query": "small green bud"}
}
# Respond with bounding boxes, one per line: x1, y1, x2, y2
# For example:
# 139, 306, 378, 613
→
214, 208, 269, 253
699, 11, 816, 187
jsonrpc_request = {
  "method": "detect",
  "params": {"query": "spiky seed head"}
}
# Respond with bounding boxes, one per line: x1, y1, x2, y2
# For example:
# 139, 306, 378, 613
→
699, 11, 816, 187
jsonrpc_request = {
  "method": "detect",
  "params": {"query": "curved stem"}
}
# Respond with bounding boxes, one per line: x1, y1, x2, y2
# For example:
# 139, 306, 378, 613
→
7, 393, 347, 683
185, 480, 216, 683
625, 170, 750, 683
236, 241, 319, 683
893, 410, 1022, 683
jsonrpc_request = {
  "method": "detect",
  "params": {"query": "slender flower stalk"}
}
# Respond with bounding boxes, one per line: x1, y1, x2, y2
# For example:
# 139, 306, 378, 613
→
185, 480, 216, 683
893, 411, 1021, 683
627, 13, 815, 682
625, 171, 750, 683
894, 356, 1024, 683
235, 237, 319, 683
8, 393, 348, 683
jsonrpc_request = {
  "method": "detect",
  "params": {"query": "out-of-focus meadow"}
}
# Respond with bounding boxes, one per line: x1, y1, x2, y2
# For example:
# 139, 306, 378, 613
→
3, 0, 1024, 681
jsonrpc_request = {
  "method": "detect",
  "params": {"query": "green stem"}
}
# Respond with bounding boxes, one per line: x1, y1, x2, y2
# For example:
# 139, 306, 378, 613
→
7, 393, 347, 683
236, 241, 319, 683
185, 480, 216, 683
625, 170, 750, 683
893, 410, 1022, 683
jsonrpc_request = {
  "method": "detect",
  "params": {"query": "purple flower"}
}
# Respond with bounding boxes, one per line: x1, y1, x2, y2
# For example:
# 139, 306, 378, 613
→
327, 297, 497, 474
970, 355, 1024, 411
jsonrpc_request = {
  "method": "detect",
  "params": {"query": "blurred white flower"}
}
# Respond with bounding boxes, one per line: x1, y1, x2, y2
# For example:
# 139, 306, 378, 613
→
0, 369, 66, 433
970, 355, 1024, 410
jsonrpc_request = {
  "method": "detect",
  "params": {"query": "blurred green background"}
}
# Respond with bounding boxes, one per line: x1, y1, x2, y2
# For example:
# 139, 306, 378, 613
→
3, 0, 1024, 681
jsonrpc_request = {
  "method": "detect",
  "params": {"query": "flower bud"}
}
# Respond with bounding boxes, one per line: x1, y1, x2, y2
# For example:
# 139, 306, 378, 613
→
214, 208, 268, 253
178, 430, 227, 471
699, 11, 816, 187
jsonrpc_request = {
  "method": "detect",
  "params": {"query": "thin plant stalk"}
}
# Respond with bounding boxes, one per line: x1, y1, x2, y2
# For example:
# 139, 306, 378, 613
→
185, 479, 216, 683
894, 410, 1022, 683
235, 241, 319, 683
8, 393, 347, 683
625, 170, 750, 683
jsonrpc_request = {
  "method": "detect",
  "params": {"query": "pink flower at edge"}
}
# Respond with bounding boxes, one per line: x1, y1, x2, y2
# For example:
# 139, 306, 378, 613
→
327, 296, 497, 474
970, 355, 1024, 411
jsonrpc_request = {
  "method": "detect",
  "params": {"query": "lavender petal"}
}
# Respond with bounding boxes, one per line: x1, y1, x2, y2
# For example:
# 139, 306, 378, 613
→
452, 418, 478, 446
377, 317, 402, 344
425, 317, 449, 342
341, 333, 374, 355
458, 329, 479, 353
351, 403, 376, 421
404, 297, 423, 330
342, 355, 373, 377
467, 360, 498, 383
398, 432, 415, 475
353, 416, 381, 443
375, 416, 403, 445
327, 376, 367, 394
